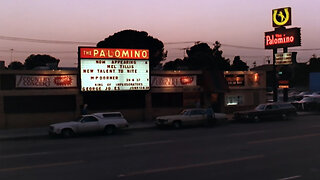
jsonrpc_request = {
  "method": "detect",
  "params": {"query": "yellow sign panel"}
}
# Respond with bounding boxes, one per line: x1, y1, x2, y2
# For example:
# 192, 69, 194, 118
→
272, 7, 291, 27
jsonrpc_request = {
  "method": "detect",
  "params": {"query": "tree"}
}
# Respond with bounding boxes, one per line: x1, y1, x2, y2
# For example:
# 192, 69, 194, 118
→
212, 41, 231, 71
185, 42, 215, 70
309, 55, 320, 72
163, 41, 230, 71
97, 29, 167, 69
8, 61, 24, 70
24, 54, 60, 70
163, 58, 187, 70
230, 56, 249, 71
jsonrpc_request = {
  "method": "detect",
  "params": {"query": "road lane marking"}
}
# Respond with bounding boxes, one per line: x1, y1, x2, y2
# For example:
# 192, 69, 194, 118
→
118, 154, 264, 178
0, 160, 85, 172
248, 133, 320, 144
123, 140, 174, 148
226, 130, 266, 137
278, 175, 302, 180
0, 152, 52, 159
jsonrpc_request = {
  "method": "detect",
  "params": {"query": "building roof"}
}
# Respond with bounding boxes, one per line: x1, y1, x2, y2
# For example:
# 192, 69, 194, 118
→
250, 64, 273, 71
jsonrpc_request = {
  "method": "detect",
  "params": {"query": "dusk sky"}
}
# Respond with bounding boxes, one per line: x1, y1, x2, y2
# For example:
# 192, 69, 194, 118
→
1, 0, 320, 67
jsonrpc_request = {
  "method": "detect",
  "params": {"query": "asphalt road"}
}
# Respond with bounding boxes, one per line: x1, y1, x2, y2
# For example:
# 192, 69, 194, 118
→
1, 115, 320, 180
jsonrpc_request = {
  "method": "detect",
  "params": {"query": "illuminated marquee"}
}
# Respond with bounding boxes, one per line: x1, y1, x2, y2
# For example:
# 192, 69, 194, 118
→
272, 7, 291, 27
16, 75, 77, 88
264, 28, 301, 49
275, 52, 294, 65
151, 76, 197, 87
79, 47, 150, 92
278, 80, 290, 89
225, 74, 245, 86
80, 48, 149, 59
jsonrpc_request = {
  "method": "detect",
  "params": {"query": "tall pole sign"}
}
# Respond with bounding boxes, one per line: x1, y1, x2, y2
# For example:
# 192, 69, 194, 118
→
265, 7, 301, 102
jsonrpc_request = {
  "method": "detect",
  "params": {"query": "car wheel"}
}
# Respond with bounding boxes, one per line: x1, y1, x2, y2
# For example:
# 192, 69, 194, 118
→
172, 121, 182, 129
61, 129, 74, 138
253, 115, 260, 123
281, 114, 288, 120
104, 125, 116, 135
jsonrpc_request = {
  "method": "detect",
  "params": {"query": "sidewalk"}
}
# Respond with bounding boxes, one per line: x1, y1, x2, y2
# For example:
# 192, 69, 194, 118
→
0, 112, 319, 141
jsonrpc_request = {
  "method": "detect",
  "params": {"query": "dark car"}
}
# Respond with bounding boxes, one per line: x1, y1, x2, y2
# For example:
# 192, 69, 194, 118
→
233, 102, 297, 122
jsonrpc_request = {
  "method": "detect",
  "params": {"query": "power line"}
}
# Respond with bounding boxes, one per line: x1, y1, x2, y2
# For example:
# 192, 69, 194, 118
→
0, 35, 96, 45
0, 49, 76, 54
1, 35, 320, 53
221, 43, 264, 50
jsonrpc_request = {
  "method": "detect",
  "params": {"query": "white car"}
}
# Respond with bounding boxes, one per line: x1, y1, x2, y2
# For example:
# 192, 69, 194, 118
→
49, 112, 129, 137
155, 108, 227, 128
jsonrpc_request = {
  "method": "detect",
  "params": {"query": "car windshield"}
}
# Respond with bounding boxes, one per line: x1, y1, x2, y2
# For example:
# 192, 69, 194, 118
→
255, 104, 266, 111
180, 110, 189, 115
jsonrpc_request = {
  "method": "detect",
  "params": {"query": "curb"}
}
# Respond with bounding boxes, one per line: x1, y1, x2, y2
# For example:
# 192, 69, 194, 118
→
297, 112, 320, 116
0, 133, 48, 141
0, 124, 157, 141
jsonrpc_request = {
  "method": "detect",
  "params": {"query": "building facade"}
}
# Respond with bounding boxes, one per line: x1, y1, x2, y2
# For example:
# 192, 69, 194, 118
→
0, 69, 81, 129
224, 71, 267, 113
0, 69, 266, 129
0, 69, 229, 129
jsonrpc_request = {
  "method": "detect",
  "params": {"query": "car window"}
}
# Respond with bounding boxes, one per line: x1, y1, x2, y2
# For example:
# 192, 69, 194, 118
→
255, 104, 266, 111
180, 110, 189, 115
81, 116, 98, 123
190, 110, 205, 115
265, 105, 272, 110
271, 105, 279, 109
278, 104, 294, 109
103, 113, 122, 118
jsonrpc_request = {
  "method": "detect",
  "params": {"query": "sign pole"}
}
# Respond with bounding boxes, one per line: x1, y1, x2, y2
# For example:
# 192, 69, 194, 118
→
283, 47, 289, 102
267, 7, 301, 103
273, 48, 278, 102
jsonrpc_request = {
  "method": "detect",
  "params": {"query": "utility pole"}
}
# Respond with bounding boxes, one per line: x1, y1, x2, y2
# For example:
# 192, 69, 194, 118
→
10, 48, 13, 62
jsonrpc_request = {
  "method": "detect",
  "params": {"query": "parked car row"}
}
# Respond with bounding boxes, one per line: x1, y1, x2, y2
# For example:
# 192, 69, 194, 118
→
49, 102, 298, 138
233, 102, 297, 122
155, 108, 228, 128
291, 91, 320, 111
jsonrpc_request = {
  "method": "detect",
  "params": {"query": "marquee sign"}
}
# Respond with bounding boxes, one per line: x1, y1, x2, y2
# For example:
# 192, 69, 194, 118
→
225, 74, 245, 86
79, 47, 150, 92
278, 80, 290, 89
264, 27, 301, 49
275, 52, 293, 65
151, 76, 197, 87
272, 7, 291, 27
16, 75, 77, 88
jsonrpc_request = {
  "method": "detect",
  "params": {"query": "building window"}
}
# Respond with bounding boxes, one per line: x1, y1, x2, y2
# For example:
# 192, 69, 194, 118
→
152, 93, 183, 108
226, 95, 243, 106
